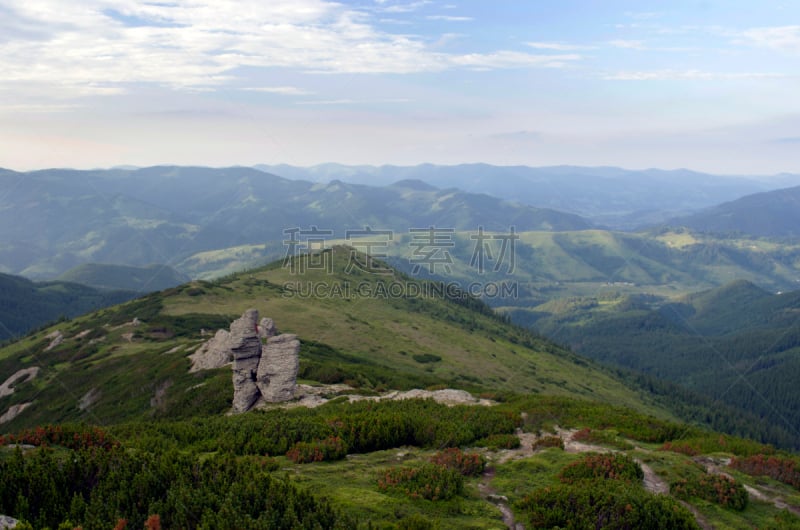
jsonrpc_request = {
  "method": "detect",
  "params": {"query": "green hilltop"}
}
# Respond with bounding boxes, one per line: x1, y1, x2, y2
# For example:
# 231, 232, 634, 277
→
0, 247, 664, 430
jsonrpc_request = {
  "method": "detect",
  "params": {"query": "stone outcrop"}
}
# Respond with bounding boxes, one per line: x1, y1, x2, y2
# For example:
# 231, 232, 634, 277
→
258, 317, 277, 339
257, 334, 300, 402
189, 309, 299, 413
188, 329, 232, 372
230, 309, 263, 413
0, 514, 19, 529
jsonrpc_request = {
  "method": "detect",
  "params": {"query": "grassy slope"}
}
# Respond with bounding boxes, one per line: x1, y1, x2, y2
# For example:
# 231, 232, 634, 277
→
0, 247, 664, 432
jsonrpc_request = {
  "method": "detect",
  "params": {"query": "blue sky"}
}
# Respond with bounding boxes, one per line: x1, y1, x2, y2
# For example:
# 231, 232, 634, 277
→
1, 0, 798, 173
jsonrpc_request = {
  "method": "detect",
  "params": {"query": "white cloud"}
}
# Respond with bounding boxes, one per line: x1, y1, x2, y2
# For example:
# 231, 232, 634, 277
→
0, 0, 575, 99
741, 25, 800, 54
604, 70, 787, 81
609, 39, 647, 50
426, 15, 472, 22
381, 1, 432, 14
526, 41, 595, 51
241, 86, 314, 95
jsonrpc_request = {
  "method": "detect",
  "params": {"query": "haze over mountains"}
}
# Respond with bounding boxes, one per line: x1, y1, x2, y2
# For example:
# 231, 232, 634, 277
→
0, 165, 588, 279
257, 163, 800, 229
3, 163, 800, 282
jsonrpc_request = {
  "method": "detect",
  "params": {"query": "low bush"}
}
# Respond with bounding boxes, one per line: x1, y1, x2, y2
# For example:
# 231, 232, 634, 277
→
671, 473, 748, 510
730, 454, 800, 490
516, 481, 699, 529
286, 436, 348, 464
377, 464, 463, 501
532, 435, 564, 451
476, 433, 520, 450
430, 448, 485, 477
559, 453, 643, 484
572, 428, 634, 451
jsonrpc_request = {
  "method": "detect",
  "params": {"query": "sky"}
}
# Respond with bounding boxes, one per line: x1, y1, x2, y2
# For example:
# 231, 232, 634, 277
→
1, 0, 799, 174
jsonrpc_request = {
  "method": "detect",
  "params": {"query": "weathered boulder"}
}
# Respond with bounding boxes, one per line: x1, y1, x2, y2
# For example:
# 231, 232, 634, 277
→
257, 334, 300, 402
230, 309, 262, 413
188, 329, 232, 372
0, 514, 19, 529
258, 317, 277, 339
189, 309, 300, 413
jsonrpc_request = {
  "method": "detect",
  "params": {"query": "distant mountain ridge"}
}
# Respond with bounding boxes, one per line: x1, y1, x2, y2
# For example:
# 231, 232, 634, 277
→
0, 165, 590, 279
57, 263, 190, 292
668, 184, 800, 237
0, 273, 136, 341
255, 163, 800, 229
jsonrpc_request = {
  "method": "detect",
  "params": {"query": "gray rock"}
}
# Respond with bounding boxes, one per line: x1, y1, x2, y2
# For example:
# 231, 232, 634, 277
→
0, 514, 18, 529
232, 355, 261, 413
256, 334, 300, 402
229, 309, 261, 360
188, 309, 300, 412
258, 317, 277, 339
188, 329, 232, 372
230, 309, 264, 413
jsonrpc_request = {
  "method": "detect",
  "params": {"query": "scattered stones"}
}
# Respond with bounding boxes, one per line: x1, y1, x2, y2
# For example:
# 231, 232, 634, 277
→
0, 402, 32, 424
78, 388, 101, 411
0, 367, 40, 398
44, 330, 64, 351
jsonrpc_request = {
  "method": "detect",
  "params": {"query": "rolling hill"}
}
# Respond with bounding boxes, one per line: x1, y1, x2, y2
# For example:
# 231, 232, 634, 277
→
669, 184, 800, 237
0, 247, 659, 431
528, 280, 800, 448
0, 273, 136, 341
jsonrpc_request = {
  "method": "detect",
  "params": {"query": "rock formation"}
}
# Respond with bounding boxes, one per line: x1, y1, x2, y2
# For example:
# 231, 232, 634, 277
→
230, 309, 263, 413
188, 329, 231, 372
257, 334, 300, 402
189, 309, 299, 413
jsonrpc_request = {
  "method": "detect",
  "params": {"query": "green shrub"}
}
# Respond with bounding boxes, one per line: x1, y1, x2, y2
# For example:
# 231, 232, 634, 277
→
377, 464, 463, 501
516, 481, 699, 529
476, 433, 520, 450
670, 473, 748, 510
430, 448, 485, 477
730, 453, 800, 490
559, 453, 643, 484
532, 435, 564, 451
412, 353, 441, 364
572, 428, 634, 451
286, 436, 348, 464
661, 435, 773, 458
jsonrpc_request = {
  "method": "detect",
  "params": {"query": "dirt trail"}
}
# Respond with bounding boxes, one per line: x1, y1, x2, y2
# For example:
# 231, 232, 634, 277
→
478, 467, 524, 530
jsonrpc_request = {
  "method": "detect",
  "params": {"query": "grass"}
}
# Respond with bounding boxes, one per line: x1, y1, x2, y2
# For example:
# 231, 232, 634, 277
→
283, 447, 504, 529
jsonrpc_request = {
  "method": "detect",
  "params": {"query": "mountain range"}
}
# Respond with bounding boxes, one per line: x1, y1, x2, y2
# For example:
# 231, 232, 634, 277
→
670, 184, 800, 237
257, 163, 800, 229
0, 166, 589, 279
